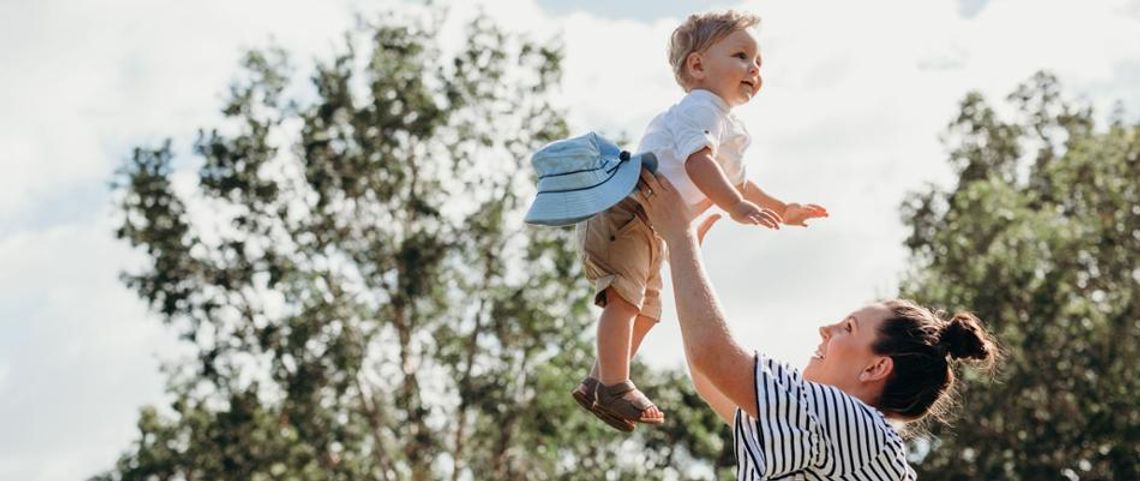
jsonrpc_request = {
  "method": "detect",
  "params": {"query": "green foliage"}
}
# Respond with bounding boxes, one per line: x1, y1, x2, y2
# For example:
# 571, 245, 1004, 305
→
900, 71, 1140, 480
99, 9, 730, 481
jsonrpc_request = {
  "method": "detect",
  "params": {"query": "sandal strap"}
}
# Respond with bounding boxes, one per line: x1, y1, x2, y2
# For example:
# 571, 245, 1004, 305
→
596, 380, 656, 413
597, 380, 636, 397
574, 377, 599, 397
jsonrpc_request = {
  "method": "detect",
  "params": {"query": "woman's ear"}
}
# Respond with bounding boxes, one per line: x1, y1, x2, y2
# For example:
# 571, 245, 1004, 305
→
859, 356, 893, 383
686, 51, 705, 81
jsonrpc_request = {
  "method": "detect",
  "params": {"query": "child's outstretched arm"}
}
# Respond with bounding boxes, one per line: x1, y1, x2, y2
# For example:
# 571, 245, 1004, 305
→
741, 180, 829, 227
686, 148, 781, 229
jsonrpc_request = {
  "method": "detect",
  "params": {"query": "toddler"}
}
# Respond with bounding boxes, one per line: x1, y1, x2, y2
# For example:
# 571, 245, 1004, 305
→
571, 10, 829, 431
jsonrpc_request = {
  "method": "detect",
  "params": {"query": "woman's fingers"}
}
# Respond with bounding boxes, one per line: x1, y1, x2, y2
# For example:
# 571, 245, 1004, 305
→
633, 169, 698, 240
634, 170, 671, 216
642, 169, 680, 197
638, 169, 663, 194
632, 188, 650, 211
631, 179, 650, 207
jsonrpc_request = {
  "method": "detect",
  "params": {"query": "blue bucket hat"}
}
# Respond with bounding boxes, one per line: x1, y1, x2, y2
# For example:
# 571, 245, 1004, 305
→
524, 132, 658, 226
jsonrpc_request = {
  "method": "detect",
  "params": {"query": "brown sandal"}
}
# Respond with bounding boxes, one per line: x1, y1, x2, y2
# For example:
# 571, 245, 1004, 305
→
593, 380, 664, 426
572, 377, 635, 432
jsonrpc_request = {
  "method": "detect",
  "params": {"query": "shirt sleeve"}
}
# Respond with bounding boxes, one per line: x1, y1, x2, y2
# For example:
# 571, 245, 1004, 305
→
733, 352, 821, 478
673, 98, 725, 160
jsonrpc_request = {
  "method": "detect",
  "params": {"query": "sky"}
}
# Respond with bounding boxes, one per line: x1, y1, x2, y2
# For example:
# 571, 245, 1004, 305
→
2, 0, 1139, 479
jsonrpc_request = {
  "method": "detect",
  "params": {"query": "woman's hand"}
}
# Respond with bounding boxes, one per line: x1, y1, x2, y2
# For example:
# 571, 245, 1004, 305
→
634, 169, 694, 242
635, 169, 724, 245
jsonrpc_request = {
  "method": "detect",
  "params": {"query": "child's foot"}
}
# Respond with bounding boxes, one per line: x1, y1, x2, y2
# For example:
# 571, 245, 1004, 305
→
593, 380, 665, 425
572, 377, 635, 432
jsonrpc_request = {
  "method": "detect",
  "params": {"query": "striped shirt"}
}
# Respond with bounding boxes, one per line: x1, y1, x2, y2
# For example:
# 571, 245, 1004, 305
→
733, 353, 917, 481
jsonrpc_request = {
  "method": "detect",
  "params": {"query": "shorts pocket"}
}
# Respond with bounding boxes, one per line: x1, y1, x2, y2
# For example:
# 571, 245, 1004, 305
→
610, 214, 644, 242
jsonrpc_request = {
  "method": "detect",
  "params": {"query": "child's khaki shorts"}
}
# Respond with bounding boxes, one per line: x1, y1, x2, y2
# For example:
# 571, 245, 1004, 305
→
575, 197, 665, 321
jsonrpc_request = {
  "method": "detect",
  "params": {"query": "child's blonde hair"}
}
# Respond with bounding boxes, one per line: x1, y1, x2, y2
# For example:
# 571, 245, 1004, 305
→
668, 10, 761, 90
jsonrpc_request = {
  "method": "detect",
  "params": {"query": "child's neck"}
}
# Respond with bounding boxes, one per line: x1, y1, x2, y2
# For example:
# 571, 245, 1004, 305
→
688, 87, 733, 111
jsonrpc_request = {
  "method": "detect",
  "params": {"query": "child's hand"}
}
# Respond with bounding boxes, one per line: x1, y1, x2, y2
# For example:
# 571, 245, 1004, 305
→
729, 200, 782, 229
782, 203, 829, 227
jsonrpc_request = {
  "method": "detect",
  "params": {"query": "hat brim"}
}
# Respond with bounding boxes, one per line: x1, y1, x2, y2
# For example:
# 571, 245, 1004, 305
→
524, 153, 650, 227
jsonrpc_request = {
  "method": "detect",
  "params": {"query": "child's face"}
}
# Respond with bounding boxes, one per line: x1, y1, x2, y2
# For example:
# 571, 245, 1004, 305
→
687, 29, 762, 107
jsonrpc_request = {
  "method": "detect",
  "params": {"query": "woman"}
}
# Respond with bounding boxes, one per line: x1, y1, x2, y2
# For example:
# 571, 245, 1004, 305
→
634, 170, 998, 480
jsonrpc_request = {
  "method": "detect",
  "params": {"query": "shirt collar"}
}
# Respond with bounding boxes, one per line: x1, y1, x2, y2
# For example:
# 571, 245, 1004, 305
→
688, 88, 731, 113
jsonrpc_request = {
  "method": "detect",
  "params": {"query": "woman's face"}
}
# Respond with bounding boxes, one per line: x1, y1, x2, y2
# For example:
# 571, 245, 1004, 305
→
803, 303, 892, 393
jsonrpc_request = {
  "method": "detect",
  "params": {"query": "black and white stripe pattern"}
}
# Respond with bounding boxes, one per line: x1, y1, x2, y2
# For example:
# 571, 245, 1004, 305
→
733, 353, 917, 480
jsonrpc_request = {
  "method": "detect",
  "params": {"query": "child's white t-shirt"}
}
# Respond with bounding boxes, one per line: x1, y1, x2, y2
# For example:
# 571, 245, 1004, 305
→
637, 88, 750, 208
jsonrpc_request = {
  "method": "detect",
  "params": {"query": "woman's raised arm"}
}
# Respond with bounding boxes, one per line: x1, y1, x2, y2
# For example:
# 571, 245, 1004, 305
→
634, 170, 760, 418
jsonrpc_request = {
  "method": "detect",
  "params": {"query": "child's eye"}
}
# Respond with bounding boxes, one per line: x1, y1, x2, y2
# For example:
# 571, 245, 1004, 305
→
845, 322, 853, 332
734, 52, 748, 59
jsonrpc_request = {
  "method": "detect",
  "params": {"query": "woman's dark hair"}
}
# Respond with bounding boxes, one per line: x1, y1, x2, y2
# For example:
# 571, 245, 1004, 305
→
872, 299, 998, 424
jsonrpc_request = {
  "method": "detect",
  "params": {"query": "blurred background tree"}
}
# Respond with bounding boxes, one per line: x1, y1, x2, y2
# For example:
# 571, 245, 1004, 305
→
96, 8, 728, 481
901, 71, 1140, 480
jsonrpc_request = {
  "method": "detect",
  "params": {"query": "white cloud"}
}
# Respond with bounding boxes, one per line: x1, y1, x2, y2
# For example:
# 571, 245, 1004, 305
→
0, 217, 182, 481
0, 0, 401, 226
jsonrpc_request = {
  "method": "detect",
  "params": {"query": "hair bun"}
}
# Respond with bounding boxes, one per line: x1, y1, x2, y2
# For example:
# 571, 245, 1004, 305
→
938, 312, 993, 362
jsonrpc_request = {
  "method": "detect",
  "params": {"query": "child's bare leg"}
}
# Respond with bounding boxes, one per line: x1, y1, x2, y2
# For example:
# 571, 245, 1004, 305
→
595, 288, 638, 386
590, 314, 657, 377
594, 293, 662, 421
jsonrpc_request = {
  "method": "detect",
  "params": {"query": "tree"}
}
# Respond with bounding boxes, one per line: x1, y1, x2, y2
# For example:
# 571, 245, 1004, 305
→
97, 9, 730, 481
900, 71, 1140, 480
